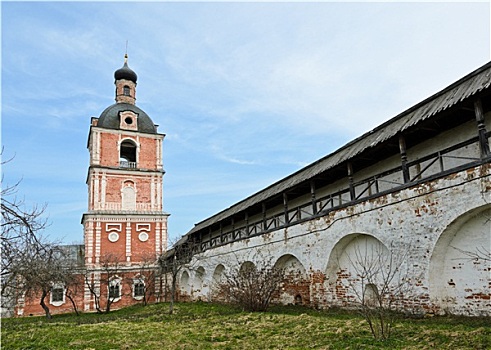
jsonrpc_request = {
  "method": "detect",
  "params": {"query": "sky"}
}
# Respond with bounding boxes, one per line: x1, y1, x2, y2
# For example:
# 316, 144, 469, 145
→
2, 1, 490, 245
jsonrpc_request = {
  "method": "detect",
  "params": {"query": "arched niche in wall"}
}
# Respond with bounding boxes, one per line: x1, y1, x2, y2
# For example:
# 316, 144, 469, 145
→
325, 233, 391, 306
239, 261, 256, 275
429, 205, 491, 316
273, 254, 309, 305
121, 181, 136, 210
274, 254, 307, 279
194, 266, 206, 293
210, 264, 226, 302
180, 270, 191, 295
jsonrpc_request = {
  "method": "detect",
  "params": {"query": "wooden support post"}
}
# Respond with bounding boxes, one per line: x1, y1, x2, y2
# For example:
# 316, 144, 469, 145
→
347, 162, 355, 201
283, 193, 288, 225
399, 135, 410, 183
310, 180, 317, 215
262, 203, 267, 231
198, 232, 203, 252
438, 151, 444, 172
474, 99, 490, 157
245, 212, 249, 236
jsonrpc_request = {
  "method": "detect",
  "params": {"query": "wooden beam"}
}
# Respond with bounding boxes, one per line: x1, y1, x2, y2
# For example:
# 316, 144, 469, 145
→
347, 162, 355, 200
474, 99, 490, 157
310, 180, 317, 215
283, 193, 288, 225
399, 135, 410, 183
245, 212, 249, 237
262, 203, 267, 231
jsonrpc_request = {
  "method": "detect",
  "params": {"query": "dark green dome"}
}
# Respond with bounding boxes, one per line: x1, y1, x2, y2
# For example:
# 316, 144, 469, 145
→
114, 61, 137, 83
98, 103, 157, 134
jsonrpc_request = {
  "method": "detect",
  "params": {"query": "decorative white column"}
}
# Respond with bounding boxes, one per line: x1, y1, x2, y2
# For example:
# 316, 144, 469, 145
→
101, 173, 107, 210
95, 221, 101, 264
93, 173, 100, 210
86, 221, 94, 264
126, 221, 132, 263
155, 222, 161, 256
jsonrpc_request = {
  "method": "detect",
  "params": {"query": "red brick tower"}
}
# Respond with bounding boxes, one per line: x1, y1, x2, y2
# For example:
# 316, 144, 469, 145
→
82, 55, 168, 311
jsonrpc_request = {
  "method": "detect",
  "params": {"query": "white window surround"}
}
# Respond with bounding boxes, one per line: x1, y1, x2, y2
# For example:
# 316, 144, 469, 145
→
119, 111, 138, 131
108, 278, 122, 302
138, 232, 149, 242
106, 223, 122, 232
117, 137, 140, 149
118, 137, 139, 167
108, 232, 120, 242
50, 284, 65, 307
133, 278, 146, 300
137, 223, 150, 242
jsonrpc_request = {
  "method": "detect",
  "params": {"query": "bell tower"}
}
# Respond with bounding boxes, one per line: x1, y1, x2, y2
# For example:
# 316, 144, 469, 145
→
82, 55, 169, 270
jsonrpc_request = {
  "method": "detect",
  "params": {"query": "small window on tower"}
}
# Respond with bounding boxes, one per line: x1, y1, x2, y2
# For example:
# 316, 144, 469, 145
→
124, 85, 130, 96
119, 111, 138, 131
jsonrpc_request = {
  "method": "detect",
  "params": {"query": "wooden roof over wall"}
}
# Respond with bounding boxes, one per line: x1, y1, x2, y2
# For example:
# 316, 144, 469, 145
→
185, 61, 491, 237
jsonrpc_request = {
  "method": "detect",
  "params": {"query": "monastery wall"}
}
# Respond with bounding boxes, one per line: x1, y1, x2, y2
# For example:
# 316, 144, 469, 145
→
178, 163, 491, 316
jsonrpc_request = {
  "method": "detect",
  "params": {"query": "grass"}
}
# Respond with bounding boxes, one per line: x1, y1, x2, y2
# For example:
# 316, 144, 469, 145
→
2, 302, 490, 349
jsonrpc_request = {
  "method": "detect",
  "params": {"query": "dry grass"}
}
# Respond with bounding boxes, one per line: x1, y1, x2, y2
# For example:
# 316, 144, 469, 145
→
2, 302, 489, 349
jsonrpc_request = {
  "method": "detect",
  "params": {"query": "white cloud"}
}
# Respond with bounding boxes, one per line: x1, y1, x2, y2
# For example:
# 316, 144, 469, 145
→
2, 1, 489, 242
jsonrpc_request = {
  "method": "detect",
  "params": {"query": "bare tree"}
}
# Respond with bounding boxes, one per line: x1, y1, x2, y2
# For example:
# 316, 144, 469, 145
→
85, 253, 126, 314
10, 243, 77, 319
60, 245, 85, 316
451, 207, 491, 262
452, 245, 491, 262
340, 243, 413, 340
158, 236, 197, 314
126, 252, 159, 306
0, 157, 63, 317
1, 173, 49, 284
218, 256, 284, 312
64, 274, 84, 316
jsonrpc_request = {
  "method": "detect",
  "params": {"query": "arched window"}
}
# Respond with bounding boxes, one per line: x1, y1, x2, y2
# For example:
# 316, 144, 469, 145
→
109, 278, 121, 300
50, 284, 65, 306
133, 277, 145, 299
123, 85, 130, 96
120, 140, 137, 168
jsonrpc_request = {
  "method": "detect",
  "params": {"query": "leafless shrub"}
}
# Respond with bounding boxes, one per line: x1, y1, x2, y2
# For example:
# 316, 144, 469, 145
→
341, 243, 413, 340
452, 245, 491, 262
218, 258, 284, 312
